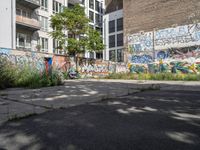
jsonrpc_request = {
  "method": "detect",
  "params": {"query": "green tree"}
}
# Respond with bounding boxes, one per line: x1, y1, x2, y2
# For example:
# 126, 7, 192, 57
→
50, 4, 104, 68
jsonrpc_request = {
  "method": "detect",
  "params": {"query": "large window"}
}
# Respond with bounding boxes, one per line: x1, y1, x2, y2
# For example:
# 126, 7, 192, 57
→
39, 37, 48, 52
89, 0, 94, 9
40, 16, 48, 32
117, 33, 123, 46
40, 0, 48, 11
95, 0, 100, 12
109, 35, 115, 48
53, 0, 62, 13
109, 20, 115, 33
16, 33, 31, 50
117, 18, 123, 31
89, 11, 94, 23
117, 49, 124, 62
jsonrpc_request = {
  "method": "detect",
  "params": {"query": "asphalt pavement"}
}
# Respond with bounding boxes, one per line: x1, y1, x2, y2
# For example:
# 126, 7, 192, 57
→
0, 90, 200, 150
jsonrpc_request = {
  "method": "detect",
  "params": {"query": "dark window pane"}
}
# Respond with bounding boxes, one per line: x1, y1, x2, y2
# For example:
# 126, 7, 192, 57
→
117, 18, 123, 31
117, 49, 124, 62
109, 35, 115, 48
109, 50, 116, 62
109, 20, 115, 33
95, 0, 100, 12
96, 52, 103, 59
89, 11, 94, 22
89, 0, 94, 9
117, 33, 123, 46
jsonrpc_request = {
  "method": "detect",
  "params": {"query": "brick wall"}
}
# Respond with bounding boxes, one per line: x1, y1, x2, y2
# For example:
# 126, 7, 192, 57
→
105, 0, 123, 14
124, 0, 200, 46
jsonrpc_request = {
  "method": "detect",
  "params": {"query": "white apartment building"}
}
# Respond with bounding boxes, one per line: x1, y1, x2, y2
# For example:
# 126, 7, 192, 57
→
103, 9, 124, 62
68, 0, 104, 59
0, 0, 104, 59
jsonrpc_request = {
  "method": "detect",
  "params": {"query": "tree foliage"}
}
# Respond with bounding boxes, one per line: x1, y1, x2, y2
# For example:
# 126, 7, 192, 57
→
50, 4, 104, 56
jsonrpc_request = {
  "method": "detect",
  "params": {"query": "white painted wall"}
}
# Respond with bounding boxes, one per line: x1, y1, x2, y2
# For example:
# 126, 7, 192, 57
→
0, 0, 15, 49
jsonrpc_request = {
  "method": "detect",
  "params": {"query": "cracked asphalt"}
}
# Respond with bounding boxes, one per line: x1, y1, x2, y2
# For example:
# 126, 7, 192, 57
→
0, 90, 200, 150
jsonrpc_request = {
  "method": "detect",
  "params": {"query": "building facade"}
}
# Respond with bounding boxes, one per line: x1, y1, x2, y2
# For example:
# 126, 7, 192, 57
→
103, 0, 124, 62
0, 0, 104, 58
68, 0, 104, 59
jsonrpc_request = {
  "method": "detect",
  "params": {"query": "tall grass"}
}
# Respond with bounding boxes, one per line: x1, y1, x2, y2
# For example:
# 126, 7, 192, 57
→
0, 57, 63, 89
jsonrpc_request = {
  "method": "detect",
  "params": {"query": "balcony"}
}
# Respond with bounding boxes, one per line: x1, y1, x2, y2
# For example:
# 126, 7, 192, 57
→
16, 0, 40, 9
68, 0, 83, 5
16, 15, 41, 31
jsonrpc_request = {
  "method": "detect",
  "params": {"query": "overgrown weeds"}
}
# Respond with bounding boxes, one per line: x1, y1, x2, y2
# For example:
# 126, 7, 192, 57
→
0, 57, 63, 89
106, 72, 200, 81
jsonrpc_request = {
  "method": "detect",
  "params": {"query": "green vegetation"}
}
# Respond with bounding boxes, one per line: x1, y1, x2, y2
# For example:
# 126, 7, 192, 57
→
50, 4, 104, 68
0, 57, 63, 89
106, 72, 200, 81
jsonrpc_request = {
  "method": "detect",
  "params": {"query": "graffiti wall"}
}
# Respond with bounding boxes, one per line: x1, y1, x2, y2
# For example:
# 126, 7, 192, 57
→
0, 48, 50, 71
127, 23, 200, 74
52, 55, 70, 72
77, 59, 128, 78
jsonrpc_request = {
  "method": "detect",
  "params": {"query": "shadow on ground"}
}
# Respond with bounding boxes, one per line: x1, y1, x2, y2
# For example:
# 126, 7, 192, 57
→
0, 90, 200, 150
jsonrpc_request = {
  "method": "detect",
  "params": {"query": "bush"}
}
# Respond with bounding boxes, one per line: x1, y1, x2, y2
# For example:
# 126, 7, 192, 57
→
0, 58, 17, 89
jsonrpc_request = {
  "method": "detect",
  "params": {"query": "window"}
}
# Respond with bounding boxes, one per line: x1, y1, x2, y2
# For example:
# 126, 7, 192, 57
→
96, 52, 103, 59
40, 16, 48, 32
117, 33, 123, 46
16, 33, 31, 50
40, 0, 48, 11
53, 0, 62, 13
53, 39, 63, 54
95, 14, 100, 25
109, 20, 115, 33
109, 35, 115, 48
16, 8, 31, 18
117, 18, 123, 31
109, 50, 116, 62
39, 37, 48, 52
81, 0, 85, 5
95, 0, 100, 12
117, 49, 124, 62
89, 11, 94, 23
90, 52, 94, 59
96, 27, 102, 35
89, 0, 94, 9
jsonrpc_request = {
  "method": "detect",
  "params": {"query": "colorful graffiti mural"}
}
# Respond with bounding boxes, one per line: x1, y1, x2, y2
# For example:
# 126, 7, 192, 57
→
155, 23, 200, 49
130, 54, 153, 64
128, 32, 153, 52
128, 23, 200, 52
0, 48, 46, 71
128, 23, 200, 74
52, 55, 70, 72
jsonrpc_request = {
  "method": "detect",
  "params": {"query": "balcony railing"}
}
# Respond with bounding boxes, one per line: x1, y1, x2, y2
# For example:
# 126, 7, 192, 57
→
68, 0, 83, 5
16, 15, 41, 31
16, 0, 40, 9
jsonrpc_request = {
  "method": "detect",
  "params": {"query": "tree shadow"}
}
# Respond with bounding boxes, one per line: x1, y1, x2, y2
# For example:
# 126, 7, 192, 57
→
0, 89, 200, 150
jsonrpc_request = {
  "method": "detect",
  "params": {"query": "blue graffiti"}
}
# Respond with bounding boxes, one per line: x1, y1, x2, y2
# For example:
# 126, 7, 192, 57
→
131, 55, 153, 64
156, 51, 169, 59
0, 48, 11, 55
